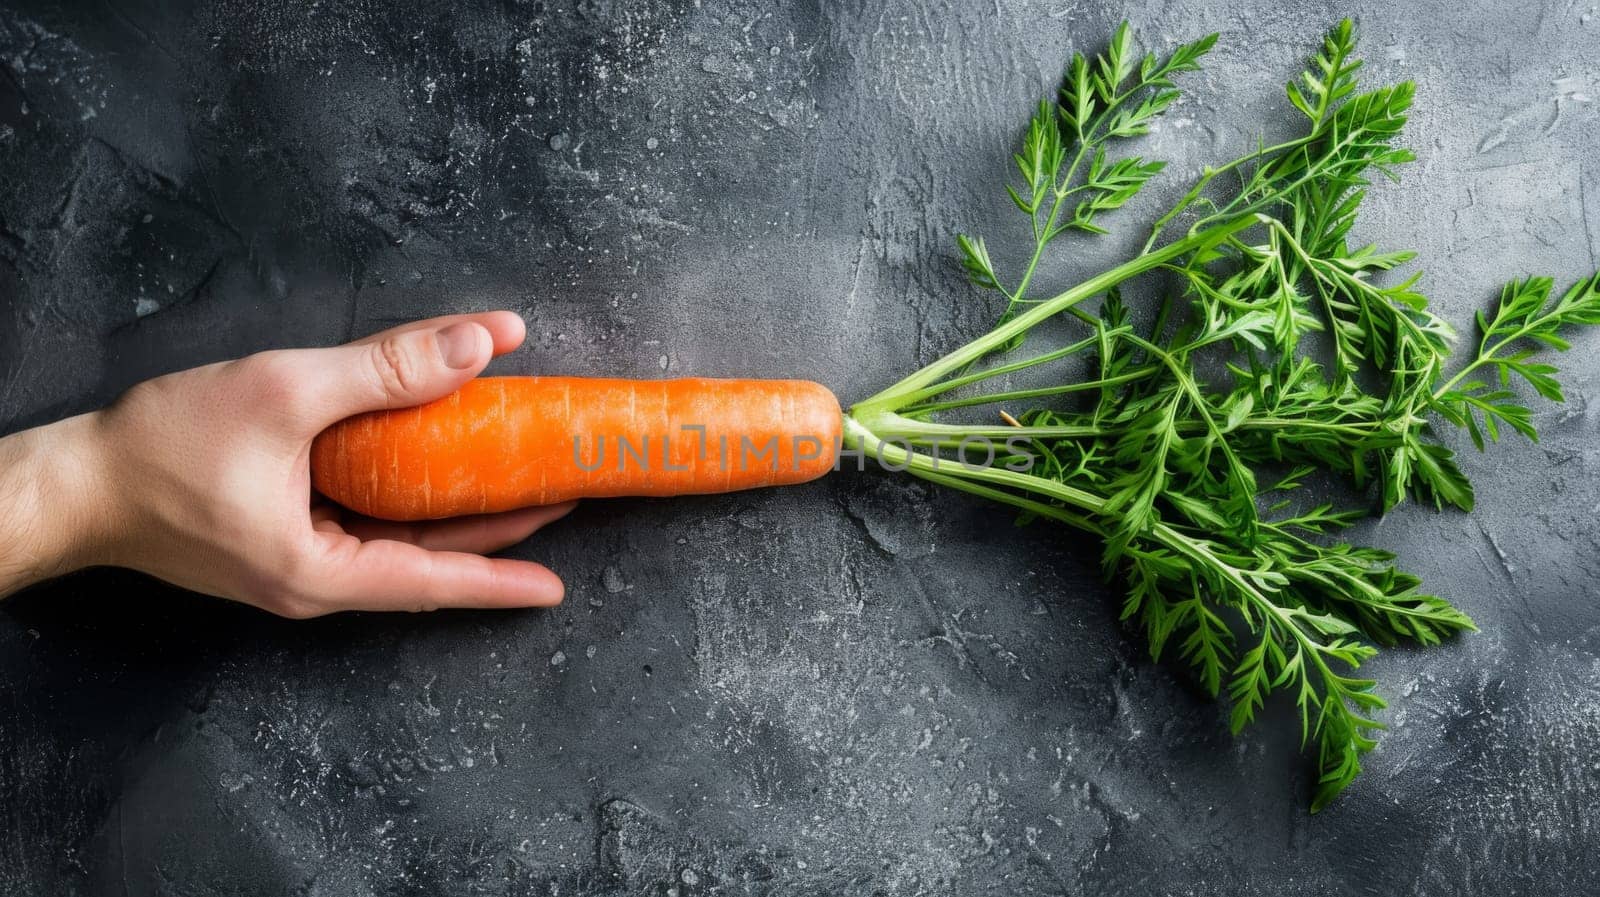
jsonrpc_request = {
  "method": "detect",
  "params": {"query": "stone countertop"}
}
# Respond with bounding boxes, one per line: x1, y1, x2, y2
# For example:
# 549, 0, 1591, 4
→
2, 1, 1598, 893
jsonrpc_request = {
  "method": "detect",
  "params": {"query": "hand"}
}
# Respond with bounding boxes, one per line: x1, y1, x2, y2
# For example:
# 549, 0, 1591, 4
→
0, 312, 573, 617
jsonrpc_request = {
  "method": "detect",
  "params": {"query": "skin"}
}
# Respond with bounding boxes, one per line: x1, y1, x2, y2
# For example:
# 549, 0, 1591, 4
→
0, 311, 573, 617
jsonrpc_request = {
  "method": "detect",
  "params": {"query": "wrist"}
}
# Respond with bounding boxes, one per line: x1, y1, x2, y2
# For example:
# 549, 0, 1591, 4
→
0, 412, 122, 597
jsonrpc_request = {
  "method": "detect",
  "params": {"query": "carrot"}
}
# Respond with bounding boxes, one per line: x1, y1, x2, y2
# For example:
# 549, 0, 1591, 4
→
312, 376, 842, 521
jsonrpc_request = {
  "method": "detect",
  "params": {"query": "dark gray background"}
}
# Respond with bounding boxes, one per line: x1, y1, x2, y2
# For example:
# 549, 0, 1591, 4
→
2, 1, 1598, 894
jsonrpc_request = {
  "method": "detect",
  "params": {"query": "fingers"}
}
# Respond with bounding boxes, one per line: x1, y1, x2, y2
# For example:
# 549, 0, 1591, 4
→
236, 309, 560, 616
336, 502, 577, 554
289, 533, 565, 615
286, 500, 574, 616
292, 311, 527, 429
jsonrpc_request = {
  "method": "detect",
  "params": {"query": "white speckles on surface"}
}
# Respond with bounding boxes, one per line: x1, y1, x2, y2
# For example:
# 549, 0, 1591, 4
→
2, 0, 1599, 893
602, 566, 628, 593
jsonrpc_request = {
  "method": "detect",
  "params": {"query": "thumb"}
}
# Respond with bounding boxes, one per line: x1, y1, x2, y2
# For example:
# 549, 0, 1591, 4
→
305, 320, 493, 426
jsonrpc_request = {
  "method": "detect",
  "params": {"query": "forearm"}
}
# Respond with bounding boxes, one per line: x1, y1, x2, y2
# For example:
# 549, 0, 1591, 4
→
0, 413, 119, 597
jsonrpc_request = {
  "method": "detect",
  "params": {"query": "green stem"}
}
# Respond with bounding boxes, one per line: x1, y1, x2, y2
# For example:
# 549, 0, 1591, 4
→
858, 410, 1103, 442
842, 415, 1108, 514
1011, 141, 1093, 304
865, 404, 1392, 450
908, 467, 1106, 535
1430, 312, 1555, 400
900, 366, 1158, 416
892, 329, 1127, 410
856, 216, 1258, 415
1235, 416, 1382, 436
1143, 134, 1316, 252
1430, 363, 1482, 401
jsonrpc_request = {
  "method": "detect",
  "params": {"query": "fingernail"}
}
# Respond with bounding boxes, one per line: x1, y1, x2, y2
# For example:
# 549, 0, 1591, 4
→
436, 322, 482, 369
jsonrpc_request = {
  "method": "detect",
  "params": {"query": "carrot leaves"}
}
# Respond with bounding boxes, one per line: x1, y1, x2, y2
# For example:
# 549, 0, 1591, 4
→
955, 27, 1219, 355
847, 20, 1600, 811
1434, 274, 1600, 448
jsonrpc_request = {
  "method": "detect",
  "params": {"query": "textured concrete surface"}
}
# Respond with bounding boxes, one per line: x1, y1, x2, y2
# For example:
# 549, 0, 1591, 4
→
2, 1, 1599, 894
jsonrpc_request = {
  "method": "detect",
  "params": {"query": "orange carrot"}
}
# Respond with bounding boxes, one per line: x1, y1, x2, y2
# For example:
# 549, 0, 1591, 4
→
312, 376, 842, 521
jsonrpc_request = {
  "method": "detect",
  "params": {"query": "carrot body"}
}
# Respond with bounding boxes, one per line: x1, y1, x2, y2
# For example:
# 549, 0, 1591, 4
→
311, 376, 842, 521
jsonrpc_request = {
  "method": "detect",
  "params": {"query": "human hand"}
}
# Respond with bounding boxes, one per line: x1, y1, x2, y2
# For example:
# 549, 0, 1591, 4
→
0, 312, 573, 616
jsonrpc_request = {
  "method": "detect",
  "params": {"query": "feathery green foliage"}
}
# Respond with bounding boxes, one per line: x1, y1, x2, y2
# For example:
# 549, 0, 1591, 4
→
846, 20, 1599, 811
